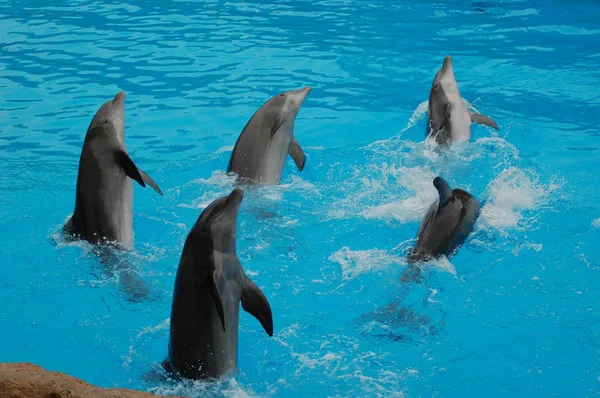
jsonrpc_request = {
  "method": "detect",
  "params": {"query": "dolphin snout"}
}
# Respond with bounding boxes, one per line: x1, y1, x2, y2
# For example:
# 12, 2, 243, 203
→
442, 55, 453, 69
228, 187, 245, 206
294, 86, 312, 104
298, 86, 312, 98
113, 91, 126, 106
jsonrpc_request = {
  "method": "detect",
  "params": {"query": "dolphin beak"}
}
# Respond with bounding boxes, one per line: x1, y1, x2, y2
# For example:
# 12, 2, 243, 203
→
441, 56, 452, 72
295, 86, 312, 105
113, 91, 126, 108
224, 187, 244, 212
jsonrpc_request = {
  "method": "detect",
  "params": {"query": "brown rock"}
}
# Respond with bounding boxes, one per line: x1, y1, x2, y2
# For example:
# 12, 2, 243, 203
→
0, 362, 183, 398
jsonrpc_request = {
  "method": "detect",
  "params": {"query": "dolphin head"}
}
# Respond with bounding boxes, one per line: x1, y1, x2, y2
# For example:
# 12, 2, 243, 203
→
431, 56, 460, 98
276, 86, 312, 122
87, 91, 126, 144
193, 188, 244, 253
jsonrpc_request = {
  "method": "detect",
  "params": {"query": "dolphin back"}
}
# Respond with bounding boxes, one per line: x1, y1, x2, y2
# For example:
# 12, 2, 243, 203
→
408, 185, 481, 263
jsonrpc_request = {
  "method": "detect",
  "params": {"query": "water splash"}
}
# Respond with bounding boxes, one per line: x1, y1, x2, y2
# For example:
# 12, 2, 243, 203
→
479, 167, 559, 232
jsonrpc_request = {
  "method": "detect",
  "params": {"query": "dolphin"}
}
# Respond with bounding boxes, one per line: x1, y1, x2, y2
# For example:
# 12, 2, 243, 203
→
407, 177, 481, 263
164, 187, 273, 380
64, 91, 162, 249
427, 56, 499, 145
227, 87, 311, 184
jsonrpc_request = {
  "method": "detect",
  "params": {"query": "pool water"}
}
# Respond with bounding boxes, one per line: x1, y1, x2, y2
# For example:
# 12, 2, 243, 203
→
1, 0, 599, 396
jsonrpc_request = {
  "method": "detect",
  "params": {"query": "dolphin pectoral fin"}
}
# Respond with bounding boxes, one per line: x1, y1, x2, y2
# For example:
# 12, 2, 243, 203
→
208, 270, 226, 332
270, 115, 284, 138
115, 150, 146, 188
137, 168, 163, 196
241, 277, 273, 337
439, 103, 452, 131
288, 138, 305, 171
470, 113, 499, 130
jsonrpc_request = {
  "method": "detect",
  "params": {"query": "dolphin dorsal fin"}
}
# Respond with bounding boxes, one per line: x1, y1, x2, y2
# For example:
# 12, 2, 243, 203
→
433, 177, 453, 206
208, 270, 226, 332
241, 277, 273, 336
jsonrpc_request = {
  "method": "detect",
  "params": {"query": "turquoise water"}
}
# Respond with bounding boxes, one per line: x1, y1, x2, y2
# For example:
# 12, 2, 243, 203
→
1, 0, 600, 396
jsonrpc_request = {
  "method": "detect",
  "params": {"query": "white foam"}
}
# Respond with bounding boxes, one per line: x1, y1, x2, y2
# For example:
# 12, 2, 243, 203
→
329, 247, 401, 280
512, 242, 543, 256
190, 170, 236, 188
136, 318, 170, 338
480, 167, 559, 231
361, 197, 428, 223
360, 166, 438, 223
415, 256, 457, 276
215, 145, 234, 154
592, 218, 600, 228
151, 378, 259, 398
403, 100, 429, 132
279, 175, 320, 195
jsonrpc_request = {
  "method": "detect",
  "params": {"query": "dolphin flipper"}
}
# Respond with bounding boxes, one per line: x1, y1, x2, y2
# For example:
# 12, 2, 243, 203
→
115, 150, 162, 195
288, 137, 305, 171
270, 115, 284, 138
207, 270, 226, 332
241, 277, 273, 336
470, 113, 499, 130
138, 168, 163, 195
115, 150, 146, 188
439, 103, 452, 131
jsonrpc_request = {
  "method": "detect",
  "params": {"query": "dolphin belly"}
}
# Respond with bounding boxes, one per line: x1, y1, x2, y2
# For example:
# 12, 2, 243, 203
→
448, 97, 472, 142
260, 127, 293, 184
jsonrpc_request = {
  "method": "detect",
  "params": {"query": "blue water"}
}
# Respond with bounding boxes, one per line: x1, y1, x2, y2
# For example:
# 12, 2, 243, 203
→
1, 0, 599, 396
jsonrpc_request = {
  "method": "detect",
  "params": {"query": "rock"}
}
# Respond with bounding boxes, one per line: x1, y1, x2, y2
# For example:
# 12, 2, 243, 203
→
0, 362, 182, 398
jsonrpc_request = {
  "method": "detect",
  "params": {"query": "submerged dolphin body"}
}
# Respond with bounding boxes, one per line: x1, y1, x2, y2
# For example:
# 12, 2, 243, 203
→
164, 188, 273, 380
427, 56, 499, 145
227, 87, 311, 184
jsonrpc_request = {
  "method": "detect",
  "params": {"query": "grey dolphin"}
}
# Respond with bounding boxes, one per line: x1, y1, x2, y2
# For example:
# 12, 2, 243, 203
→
227, 87, 311, 184
64, 91, 162, 249
164, 187, 273, 380
408, 177, 481, 263
427, 56, 499, 145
